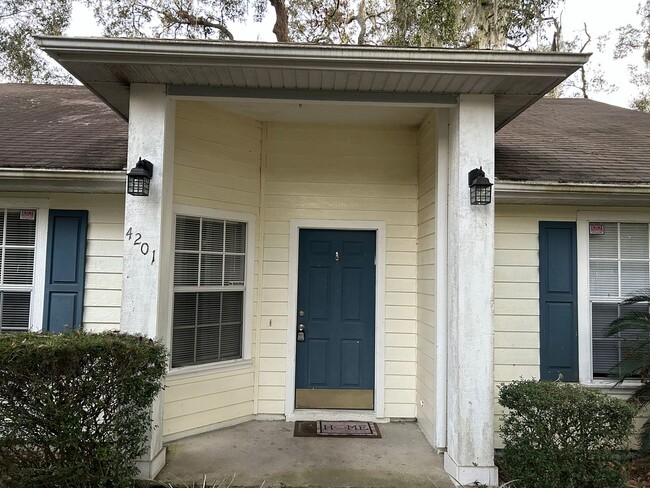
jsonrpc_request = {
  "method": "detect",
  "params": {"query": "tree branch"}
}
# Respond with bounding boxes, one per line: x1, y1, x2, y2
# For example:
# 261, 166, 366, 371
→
579, 22, 591, 53
168, 10, 234, 40
269, 0, 290, 42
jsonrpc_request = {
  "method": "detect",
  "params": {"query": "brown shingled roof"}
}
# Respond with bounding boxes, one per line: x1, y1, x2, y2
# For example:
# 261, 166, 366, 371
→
2, 85, 648, 186
495, 98, 650, 185
0, 84, 126, 171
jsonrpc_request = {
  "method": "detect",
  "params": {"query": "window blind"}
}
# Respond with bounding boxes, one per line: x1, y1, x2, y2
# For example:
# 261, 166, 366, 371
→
0, 210, 36, 332
172, 215, 245, 368
589, 222, 650, 378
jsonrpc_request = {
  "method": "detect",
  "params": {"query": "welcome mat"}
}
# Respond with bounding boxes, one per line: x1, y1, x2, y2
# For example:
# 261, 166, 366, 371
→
293, 421, 381, 438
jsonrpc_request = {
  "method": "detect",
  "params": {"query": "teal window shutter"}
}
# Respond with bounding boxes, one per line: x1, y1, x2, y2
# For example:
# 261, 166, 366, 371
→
539, 221, 579, 382
43, 210, 88, 333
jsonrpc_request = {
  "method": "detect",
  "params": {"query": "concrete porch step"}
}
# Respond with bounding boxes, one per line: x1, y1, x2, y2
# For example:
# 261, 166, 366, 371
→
156, 420, 455, 488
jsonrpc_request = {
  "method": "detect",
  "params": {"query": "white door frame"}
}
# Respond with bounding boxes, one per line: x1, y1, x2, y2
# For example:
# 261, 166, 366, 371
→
284, 219, 387, 421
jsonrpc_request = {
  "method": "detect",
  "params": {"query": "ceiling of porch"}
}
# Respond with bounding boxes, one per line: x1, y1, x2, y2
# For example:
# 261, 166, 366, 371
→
206, 99, 432, 126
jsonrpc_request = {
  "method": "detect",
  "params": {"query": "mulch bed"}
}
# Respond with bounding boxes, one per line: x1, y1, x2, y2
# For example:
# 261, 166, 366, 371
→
627, 455, 650, 488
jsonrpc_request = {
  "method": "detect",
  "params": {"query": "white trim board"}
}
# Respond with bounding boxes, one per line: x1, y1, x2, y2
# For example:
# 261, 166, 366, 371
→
0, 201, 50, 333
0, 170, 125, 194
497, 182, 650, 207
31, 208, 49, 332
284, 219, 387, 419
166, 204, 257, 375
434, 109, 449, 450
576, 211, 650, 386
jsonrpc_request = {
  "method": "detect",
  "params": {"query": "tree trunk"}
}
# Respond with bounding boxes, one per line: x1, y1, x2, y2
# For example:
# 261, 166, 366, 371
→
269, 0, 290, 42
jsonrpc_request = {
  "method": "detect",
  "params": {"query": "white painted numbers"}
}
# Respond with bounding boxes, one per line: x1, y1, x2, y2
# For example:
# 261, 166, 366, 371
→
125, 227, 156, 264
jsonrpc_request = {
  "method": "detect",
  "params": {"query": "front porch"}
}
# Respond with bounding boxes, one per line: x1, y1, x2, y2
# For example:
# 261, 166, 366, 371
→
157, 420, 455, 487
36, 38, 589, 485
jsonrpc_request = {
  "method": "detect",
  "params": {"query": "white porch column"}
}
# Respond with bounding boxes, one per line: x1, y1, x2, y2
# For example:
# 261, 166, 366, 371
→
120, 84, 175, 479
443, 94, 498, 485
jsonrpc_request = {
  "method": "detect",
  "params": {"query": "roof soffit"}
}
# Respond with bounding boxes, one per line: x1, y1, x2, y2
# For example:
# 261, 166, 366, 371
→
37, 37, 590, 129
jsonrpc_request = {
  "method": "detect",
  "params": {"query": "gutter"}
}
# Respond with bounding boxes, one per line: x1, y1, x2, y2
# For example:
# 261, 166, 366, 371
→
496, 180, 650, 206
0, 168, 126, 194
35, 36, 590, 75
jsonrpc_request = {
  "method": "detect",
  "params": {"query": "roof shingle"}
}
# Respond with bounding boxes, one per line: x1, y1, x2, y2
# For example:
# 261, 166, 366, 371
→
1, 85, 648, 186
0, 84, 126, 171
495, 98, 650, 184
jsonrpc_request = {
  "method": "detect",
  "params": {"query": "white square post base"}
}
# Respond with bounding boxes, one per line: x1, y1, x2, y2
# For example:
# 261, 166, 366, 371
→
135, 446, 167, 480
444, 452, 498, 486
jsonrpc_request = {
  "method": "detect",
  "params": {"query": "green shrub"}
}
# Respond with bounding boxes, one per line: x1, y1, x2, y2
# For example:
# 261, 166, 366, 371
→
0, 332, 167, 488
607, 290, 650, 453
498, 379, 637, 488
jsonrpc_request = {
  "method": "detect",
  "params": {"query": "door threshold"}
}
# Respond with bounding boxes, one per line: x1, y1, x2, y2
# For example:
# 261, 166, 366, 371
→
286, 409, 389, 423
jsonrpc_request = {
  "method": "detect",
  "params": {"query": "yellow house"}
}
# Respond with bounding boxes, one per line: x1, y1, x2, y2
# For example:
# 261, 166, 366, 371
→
3, 39, 646, 485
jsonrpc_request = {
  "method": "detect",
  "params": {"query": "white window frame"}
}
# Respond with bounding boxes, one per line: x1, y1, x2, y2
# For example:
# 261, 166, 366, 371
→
0, 199, 48, 333
577, 210, 649, 387
167, 204, 255, 377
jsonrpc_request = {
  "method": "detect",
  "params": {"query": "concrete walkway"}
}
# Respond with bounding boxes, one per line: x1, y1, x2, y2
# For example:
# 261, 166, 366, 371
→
157, 420, 455, 488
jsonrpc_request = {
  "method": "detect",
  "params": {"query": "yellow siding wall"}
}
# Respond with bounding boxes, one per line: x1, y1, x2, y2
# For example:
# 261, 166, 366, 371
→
165, 101, 262, 438
260, 122, 420, 417
0, 192, 124, 333
494, 204, 649, 448
79, 194, 124, 332
416, 112, 437, 443
168, 102, 423, 437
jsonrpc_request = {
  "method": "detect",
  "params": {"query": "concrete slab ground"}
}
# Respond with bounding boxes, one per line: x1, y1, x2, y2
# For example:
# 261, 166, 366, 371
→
156, 420, 455, 488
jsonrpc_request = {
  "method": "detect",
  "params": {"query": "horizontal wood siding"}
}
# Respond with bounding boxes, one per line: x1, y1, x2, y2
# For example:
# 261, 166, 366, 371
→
166, 102, 261, 438
80, 195, 124, 332
416, 112, 437, 442
262, 122, 419, 417
0, 192, 125, 333
494, 204, 649, 448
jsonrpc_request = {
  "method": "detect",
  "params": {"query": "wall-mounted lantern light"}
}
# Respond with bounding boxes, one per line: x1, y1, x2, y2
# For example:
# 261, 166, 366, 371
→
468, 167, 493, 205
127, 158, 153, 196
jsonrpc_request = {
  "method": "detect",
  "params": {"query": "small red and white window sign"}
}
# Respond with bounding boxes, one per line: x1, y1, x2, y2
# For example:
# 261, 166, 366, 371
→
19, 210, 36, 221
589, 224, 605, 235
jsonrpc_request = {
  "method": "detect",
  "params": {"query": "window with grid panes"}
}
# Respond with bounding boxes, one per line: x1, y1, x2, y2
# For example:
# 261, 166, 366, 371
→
172, 215, 246, 367
0, 210, 36, 333
589, 222, 650, 378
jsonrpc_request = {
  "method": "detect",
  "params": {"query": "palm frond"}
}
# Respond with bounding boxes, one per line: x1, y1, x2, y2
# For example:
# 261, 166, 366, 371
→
621, 291, 650, 305
640, 419, 650, 454
611, 357, 649, 379
607, 313, 650, 336
631, 382, 650, 406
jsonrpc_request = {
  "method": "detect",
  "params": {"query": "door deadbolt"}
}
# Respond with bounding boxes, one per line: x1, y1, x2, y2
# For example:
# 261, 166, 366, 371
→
297, 323, 305, 342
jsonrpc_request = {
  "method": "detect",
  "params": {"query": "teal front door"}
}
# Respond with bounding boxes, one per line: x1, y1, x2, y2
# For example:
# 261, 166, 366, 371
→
295, 229, 376, 409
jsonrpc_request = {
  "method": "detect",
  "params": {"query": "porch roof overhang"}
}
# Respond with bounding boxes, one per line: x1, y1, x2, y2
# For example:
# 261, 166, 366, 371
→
36, 37, 589, 130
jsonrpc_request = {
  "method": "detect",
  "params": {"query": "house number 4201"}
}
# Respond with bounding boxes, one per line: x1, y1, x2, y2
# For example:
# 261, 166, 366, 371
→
125, 227, 156, 264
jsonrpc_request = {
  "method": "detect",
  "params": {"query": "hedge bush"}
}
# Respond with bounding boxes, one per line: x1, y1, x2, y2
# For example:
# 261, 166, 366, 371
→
0, 332, 167, 488
498, 379, 637, 488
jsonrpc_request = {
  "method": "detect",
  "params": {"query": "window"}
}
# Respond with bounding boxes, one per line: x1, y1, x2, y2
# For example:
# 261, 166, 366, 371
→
588, 222, 650, 378
0, 209, 37, 333
171, 214, 248, 368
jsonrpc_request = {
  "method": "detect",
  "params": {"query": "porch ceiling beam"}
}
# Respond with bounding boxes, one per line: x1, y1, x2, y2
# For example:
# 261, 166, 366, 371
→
167, 85, 457, 106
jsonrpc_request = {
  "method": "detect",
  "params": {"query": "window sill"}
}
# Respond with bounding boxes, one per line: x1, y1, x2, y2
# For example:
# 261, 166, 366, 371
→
580, 380, 642, 393
166, 358, 254, 382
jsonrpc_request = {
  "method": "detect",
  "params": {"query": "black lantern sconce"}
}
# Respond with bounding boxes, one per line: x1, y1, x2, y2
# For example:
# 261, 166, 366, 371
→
468, 167, 493, 205
127, 158, 153, 196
